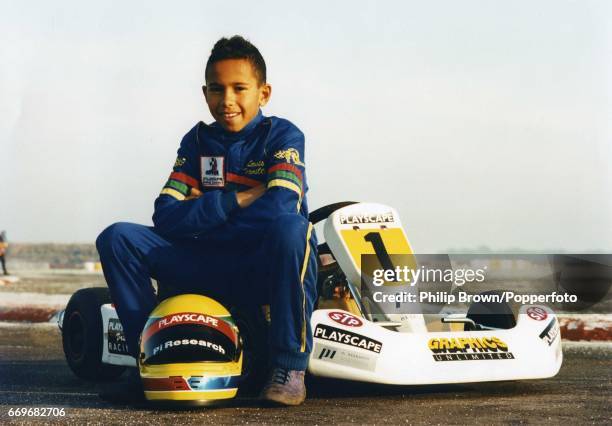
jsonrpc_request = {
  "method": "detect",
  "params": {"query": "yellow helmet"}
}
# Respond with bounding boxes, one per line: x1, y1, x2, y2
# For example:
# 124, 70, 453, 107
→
138, 294, 242, 405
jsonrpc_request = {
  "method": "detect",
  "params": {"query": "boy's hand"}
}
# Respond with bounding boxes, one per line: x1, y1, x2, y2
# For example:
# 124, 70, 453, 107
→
185, 188, 203, 200
236, 184, 266, 208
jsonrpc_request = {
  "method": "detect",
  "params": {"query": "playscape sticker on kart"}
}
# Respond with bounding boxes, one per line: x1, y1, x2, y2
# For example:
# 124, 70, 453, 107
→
339, 212, 395, 225
314, 343, 378, 371
107, 318, 130, 355
428, 336, 515, 362
314, 324, 382, 353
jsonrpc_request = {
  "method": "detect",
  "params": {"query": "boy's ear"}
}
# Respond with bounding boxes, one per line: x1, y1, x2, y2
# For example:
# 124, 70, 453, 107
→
259, 83, 272, 107
202, 85, 208, 101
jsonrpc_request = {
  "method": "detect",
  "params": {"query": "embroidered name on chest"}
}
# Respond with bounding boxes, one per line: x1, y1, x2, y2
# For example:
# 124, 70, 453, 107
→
244, 160, 265, 176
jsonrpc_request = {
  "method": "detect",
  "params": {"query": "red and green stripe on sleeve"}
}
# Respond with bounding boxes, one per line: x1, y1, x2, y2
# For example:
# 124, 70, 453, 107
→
160, 172, 200, 201
267, 163, 303, 198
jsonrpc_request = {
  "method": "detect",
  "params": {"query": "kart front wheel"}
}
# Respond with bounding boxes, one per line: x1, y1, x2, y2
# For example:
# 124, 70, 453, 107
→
62, 287, 126, 381
465, 290, 516, 330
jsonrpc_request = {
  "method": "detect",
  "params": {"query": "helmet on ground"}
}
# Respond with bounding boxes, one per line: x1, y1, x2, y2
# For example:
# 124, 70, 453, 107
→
139, 294, 242, 405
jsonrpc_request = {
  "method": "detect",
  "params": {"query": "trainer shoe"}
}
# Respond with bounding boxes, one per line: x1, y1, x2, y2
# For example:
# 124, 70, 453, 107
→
260, 367, 306, 406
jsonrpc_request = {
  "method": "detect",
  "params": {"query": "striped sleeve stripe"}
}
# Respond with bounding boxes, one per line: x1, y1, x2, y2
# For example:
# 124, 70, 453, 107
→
268, 163, 303, 181
268, 170, 302, 189
160, 187, 185, 201
166, 179, 189, 195
267, 179, 302, 197
226, 172, 262, 188
170, 172, 199, 188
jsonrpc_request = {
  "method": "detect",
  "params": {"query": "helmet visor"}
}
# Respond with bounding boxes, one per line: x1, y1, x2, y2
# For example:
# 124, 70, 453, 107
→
142, 321, 239, 365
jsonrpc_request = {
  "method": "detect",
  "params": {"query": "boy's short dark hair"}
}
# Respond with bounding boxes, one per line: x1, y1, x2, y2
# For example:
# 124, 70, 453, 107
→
205, 35, 267, 85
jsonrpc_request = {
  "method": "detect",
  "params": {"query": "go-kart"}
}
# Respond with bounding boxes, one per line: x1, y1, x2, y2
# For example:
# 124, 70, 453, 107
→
59, 202, 563, 402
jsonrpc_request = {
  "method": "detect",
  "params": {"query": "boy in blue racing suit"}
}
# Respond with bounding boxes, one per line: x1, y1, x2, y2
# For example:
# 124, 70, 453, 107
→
96, 36, 317, 406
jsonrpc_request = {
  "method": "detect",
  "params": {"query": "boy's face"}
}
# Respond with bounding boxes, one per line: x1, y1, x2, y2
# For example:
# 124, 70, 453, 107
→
203, 59, 271, 132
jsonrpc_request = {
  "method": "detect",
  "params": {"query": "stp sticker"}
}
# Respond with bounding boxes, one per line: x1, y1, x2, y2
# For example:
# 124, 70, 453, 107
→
526, 306, 548, 321
328, 311, 363, 327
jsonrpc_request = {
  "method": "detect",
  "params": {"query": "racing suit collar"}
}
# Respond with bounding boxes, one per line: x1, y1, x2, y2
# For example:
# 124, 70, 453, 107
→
209, 110, 264, 142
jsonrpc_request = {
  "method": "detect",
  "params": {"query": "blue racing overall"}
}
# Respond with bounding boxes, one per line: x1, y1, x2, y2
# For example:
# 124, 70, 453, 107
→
96, 111, 317, 370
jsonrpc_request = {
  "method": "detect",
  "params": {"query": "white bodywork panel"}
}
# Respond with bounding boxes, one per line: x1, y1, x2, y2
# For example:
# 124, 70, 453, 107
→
308, 305, 562, 384
101, 304, 136, 367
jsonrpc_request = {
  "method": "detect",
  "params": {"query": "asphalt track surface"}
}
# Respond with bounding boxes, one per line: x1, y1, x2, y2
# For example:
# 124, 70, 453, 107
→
0, 324, 610, 425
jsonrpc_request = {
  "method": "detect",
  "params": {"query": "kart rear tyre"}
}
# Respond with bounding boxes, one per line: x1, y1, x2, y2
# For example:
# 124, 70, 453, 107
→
62, 287, 126, 381
465, 291, 516, 330
552, 254, 612, 308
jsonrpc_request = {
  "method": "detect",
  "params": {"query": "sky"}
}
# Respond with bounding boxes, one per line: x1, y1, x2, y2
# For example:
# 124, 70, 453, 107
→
0, 0, 611, 251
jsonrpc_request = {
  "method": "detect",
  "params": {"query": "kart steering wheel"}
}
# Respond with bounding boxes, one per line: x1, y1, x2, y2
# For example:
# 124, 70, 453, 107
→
308, 201, 357, 299
308, 201, 357, 266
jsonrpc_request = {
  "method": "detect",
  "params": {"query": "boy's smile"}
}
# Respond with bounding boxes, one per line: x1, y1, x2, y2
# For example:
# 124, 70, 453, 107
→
203, 59, 271, 132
